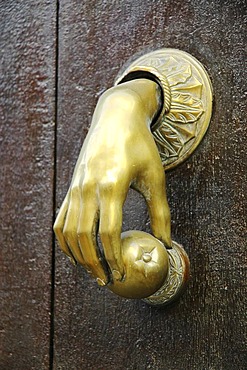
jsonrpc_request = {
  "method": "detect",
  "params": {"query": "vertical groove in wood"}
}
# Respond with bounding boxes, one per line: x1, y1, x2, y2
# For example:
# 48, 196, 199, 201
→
50, 1, 60, 369
0, 2, 57, 369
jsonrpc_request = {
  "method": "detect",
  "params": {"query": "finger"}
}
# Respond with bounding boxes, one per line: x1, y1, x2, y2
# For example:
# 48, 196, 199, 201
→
99, 189, 126, 281
53, 196, 76, 264
77, 197, 109, 286
135, 169, 171, 248
63, 187, 85, 265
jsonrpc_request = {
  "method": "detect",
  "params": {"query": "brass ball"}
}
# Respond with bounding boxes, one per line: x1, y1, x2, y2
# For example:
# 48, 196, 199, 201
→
108, 230, 169, 299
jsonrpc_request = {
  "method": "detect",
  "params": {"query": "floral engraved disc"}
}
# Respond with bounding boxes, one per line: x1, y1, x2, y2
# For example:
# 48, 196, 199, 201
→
116, 49, 213, 170
143, 240, 190, 306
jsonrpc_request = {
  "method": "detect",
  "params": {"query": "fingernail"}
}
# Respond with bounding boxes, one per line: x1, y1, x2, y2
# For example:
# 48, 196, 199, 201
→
96, 278, 106, 287
112, 270, 122, 281
166, 240, 173, 249
165, 244, 173, 250
162, 238, 172, 249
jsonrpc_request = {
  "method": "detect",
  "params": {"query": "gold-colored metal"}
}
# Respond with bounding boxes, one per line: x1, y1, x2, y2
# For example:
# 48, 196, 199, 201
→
116, 49, 213, 170
108, 231, 169, 299
54, 48, 212, 306
54, 78, 171, 290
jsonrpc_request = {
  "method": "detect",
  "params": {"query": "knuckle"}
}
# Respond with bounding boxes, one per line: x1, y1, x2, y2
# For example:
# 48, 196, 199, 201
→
53, 211, 64, 230
81, 187, 88, 198
77, 227, 92, 240
70, 186, 80, 199
98, 169, 122, 191
100, 224, 121, 243
63, 227, 75, 241
53, 222, 60, 233
77, 220, 93, 236
100, 220, 120, 236
100, 180, 118, 193
99, 228, 111, 240
81, 181, 93, 196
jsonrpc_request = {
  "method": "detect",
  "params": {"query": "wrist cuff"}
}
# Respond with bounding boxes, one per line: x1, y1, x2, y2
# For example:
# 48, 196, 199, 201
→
115, 66, 171, 132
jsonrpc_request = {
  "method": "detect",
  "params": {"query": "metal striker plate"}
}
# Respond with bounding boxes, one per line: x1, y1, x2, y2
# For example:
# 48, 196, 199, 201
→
115, 49, 213, 170
143, 240, 190, 306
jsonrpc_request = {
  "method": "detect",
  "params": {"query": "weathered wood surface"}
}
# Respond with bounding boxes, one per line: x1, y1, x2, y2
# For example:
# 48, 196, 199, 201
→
0, 2, 56, 369
54, 1, 246, 369
1, 0, 246, 369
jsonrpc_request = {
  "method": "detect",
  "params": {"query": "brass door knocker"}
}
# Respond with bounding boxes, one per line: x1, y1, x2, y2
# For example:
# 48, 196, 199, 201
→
54, 49, 213, 306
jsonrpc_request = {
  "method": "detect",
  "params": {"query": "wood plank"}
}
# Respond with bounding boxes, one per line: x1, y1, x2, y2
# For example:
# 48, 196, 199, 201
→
0, 2, 57, 368
54, 1, 246, 369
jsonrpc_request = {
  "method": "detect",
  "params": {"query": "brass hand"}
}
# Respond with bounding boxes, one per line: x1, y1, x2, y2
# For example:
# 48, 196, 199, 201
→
54, 79, 171, 286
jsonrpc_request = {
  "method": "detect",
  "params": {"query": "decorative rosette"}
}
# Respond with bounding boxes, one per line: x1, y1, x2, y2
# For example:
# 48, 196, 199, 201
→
116, 49, 212, 170
149, 56, 204, 167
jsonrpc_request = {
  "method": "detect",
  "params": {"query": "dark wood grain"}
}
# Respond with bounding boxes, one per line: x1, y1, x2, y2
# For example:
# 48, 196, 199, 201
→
0, 2, 56, 369
54, 1, 246, 369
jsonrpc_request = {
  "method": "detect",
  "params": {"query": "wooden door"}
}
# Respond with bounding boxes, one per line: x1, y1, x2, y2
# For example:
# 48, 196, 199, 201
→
1, 1, 246, 369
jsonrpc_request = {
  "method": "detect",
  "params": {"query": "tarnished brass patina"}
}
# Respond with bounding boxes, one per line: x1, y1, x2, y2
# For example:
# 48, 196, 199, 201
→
54, 49, 212, 305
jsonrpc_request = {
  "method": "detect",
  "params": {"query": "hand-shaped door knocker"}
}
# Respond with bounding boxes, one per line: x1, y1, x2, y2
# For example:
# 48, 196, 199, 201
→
54, 49, 213, 305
